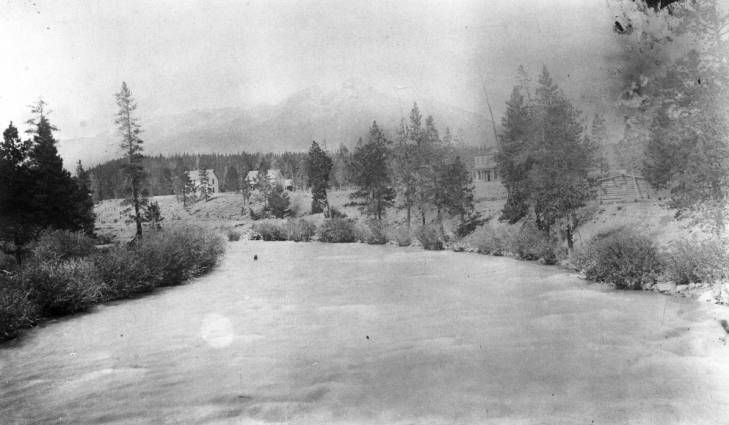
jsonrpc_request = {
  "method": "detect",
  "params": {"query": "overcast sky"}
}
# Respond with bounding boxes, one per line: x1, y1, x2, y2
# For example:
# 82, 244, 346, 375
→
0, 0, 621, 140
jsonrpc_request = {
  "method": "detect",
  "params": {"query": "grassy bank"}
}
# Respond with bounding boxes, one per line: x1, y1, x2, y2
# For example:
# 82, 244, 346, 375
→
0, 226, 225, 342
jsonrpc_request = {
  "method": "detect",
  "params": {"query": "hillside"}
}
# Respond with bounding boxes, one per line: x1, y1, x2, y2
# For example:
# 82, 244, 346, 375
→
60, 79, 495, 167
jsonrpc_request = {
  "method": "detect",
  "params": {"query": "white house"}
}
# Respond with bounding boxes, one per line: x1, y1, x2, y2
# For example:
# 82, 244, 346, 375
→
473, 154, 499, 182
187, 169, 219, 195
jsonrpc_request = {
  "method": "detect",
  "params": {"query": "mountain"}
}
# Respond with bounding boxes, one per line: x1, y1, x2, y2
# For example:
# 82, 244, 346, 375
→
58, 79, 495, 167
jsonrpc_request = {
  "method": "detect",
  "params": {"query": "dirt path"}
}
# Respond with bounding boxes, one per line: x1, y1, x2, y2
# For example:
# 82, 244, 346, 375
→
2, 241, 728, 424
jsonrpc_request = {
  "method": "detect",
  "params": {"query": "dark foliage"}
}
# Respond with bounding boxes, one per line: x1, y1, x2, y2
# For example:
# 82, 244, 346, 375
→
576, 227, 662, 289
348, 122, 396, 220
415, 224, 445, 250
307, 141, 333, 214
318, 218, 357, 243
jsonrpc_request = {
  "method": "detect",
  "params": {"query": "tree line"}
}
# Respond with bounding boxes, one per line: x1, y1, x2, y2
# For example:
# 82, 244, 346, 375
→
306, 103, 478, 235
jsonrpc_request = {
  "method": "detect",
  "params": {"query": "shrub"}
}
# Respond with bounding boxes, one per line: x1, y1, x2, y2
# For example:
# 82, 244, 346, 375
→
664, 238, 729, 285
415, 224, 445, 250
576, 227, 662, 289
326, 206, 347, 219
358, 220, 388, 245
390, 225, 412, 247
31, 229, 96, 262
268, 186, 291, 218
455, 212, 487, 238
318, 218, 357, 243
248, 189, 267, 219
288, 191, 310, 217
252, 220, 288, 241
94, 246, 159, 298
20, 257, 104, 316
510, 221, 557, 264
95, 226, 225, 298
468, 222, 514, 256
0, 280, 39, 341
286, 219, 317, 242
227, 230, 241, 241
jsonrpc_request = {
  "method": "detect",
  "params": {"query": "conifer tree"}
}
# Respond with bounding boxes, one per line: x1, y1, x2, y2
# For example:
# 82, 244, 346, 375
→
348, 121, 396, 220
0, 122, 33, 264
497, 66, 596, 250
224, 165, 239, 192
26, 103, 95, 234
115, 82, 147, 238
497, 86, 531, 223
307, 141, 333, 214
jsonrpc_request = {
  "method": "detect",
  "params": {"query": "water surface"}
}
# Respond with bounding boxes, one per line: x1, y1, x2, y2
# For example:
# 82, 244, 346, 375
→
2, 241, 728, 424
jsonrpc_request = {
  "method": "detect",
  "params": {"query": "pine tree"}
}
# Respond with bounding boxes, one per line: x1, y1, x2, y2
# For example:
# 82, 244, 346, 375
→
307, 141, 333, 214
27, 104, 95, 234
496, 85, 531, 223
348, 121, 396, 220
115, 82, 147, 239
529, 67, 596, 247
72, 161, 95, 234
440, 156, 479, 236
224, 165, 239, 192
143, 201, 164, 230
497, 66, 596, 250
0, 122, 34, 264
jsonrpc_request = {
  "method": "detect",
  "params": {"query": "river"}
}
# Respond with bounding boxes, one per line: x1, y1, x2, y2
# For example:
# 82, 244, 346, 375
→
2, 241, 728, 424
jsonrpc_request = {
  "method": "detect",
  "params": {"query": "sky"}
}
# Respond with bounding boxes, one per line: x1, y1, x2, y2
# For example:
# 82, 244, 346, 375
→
0, 0, 622, 141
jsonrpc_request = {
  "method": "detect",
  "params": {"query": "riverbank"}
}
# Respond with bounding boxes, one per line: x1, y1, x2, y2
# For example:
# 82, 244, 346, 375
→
0, 225, 225, 342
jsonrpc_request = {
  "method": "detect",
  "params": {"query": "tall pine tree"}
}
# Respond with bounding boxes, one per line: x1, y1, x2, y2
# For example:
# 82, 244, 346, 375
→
115, 82, 147, 238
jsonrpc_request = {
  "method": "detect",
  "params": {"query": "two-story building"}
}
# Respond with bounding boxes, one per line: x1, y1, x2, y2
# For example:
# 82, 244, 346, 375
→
187, 169, 219, 195
473, 154, 499, 182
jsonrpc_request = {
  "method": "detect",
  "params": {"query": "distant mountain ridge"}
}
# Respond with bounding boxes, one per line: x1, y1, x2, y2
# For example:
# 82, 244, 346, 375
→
58, 79, 495, 168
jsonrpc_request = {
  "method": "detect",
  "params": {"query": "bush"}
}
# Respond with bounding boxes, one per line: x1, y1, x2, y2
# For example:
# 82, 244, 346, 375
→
415, 224, 445, 250
94, 246, 159, 298
0, 280, 39, 340
357, 220, 388, 245
95, 226, 225, 298
664, 238, 729, 285
227, 230, 241, 241
390, 225, 412, 247
288, 191, 310, 217
268, 186, 291, 218
455, 212, 487, 238
318, 218, 357, 243
31, 229, 96, 262
510, 221, 557, 264
248, 189, 267, 219
286, 219, 317, 242
468, 222, 514, 256
252, 220, 288, 241
326, 206, 347, 219
20, 257, 104, 316
576, 227, 662, 289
